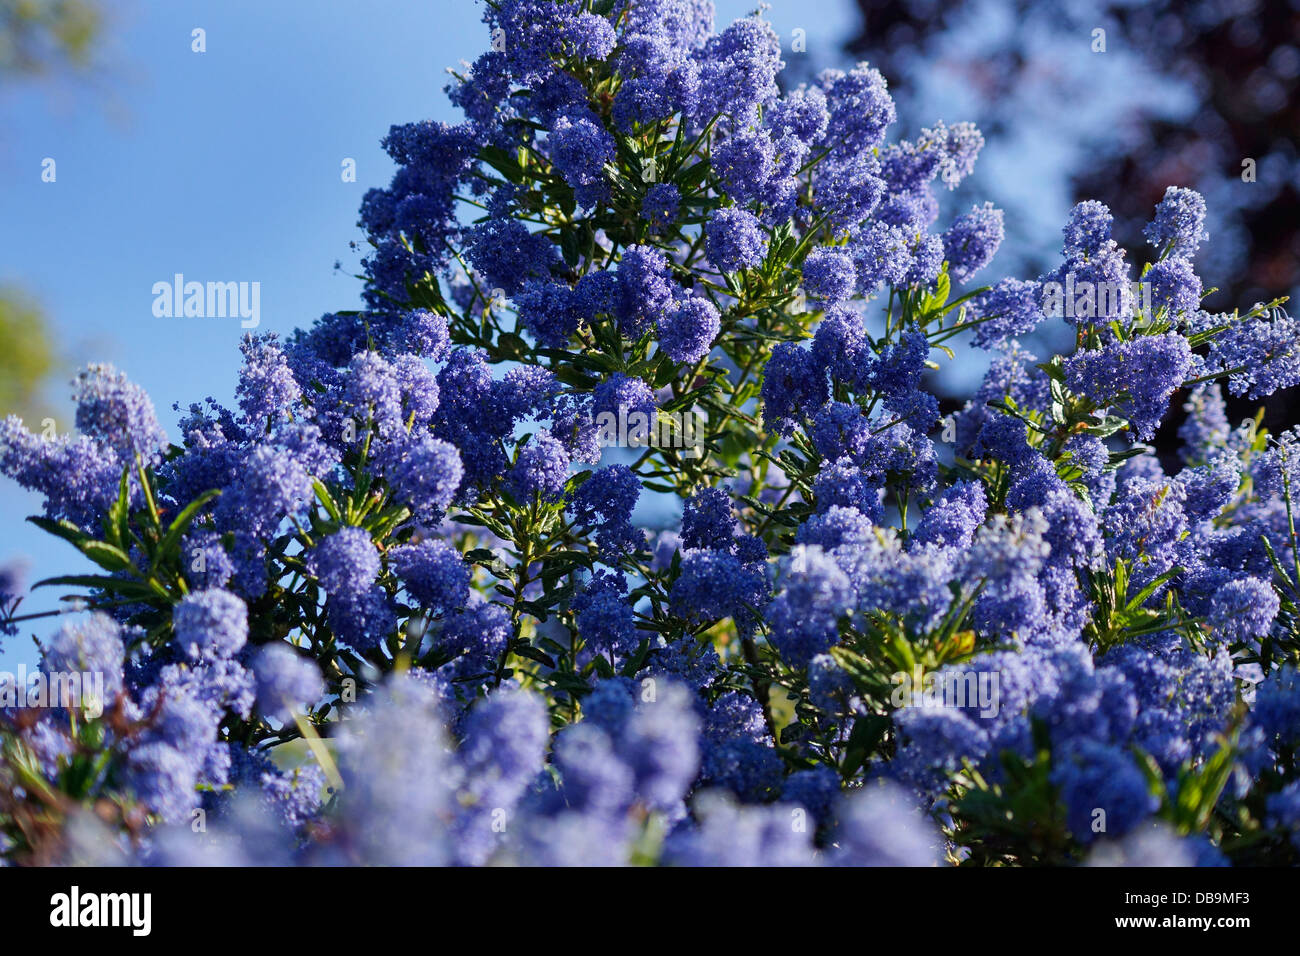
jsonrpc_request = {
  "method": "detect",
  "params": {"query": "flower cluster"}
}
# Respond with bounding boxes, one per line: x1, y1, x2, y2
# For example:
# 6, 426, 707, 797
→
2, 0, 1299, 867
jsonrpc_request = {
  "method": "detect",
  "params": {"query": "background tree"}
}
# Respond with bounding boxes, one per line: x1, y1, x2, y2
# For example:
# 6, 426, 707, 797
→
847, 0, 1300, 459
0, 0, 105, 421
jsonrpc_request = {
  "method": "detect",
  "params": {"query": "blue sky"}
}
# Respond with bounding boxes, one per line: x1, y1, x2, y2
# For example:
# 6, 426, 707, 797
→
0, 0, 858, 665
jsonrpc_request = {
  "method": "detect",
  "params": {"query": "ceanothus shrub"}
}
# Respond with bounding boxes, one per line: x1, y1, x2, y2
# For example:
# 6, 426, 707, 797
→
1, 0, 1299, 867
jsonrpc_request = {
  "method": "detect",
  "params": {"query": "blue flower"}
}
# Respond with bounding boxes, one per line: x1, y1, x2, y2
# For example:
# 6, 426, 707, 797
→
657, 296, 719, 364
173, 589, 248, 663
705, 206, 768, 273
252, 644, 323, 722
1145, 186, 1208, 259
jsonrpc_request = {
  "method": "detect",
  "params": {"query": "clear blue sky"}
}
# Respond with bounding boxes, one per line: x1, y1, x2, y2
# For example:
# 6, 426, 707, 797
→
0, 0, 859, 666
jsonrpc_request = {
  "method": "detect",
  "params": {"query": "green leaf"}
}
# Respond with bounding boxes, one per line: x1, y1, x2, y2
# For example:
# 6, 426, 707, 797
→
106, 466, 131, 547
312, 479, 342, 523
79, 541, 134, 574
512, 642, 557, 668
465, 547, 511, 578
26, 515, 88, 548
842, 713, 891, 777
33, 574, 161, 600
155, 489, 221, 570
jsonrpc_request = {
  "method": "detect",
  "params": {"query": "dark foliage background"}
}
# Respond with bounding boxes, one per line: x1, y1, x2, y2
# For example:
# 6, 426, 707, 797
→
844, 0, 1300, 466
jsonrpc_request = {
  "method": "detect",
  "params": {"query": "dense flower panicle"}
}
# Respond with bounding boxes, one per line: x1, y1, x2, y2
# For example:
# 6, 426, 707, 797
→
811, 463, 883, 524
72, 363, 168, 464
458, 685, 548, 807
397, 308, 451, 360
1145, 186, 1209, 259
705, 207, 768, 273
214, 445, 313, 541
894, 705, 991, 791
275, 421, 339, 479
548, 110, 616, 208
695, 17, 783, 123
1052, 738, 1160, 842
1253, 667, 1300, 748
548, 721, 635, 815
1146, 257, 1202, 316
516, 280, 585, 348
1207, 308, 1300, 400
1103, 476, 1186, 569
680, 486, 736, 551
819, 64, 895, 155
615, 245, 674, 336
330, 586, 399, 652
967, 278, 1044, 349
1179, 456, 1238, 522
389, 539, 470, 613
943, 202, 1004, 284
173, 589, 248, 663
571, 270, 618, 323
343, 351, 405, 434
438, 599, 511, 682
767, 546, 852, 668
664, 792, 814, 866
669, 548, 768, 636
567, 463, 645, 557
1062, 200, 1114, 257
573, 569, 638, 659
811, 306, 871, 390
593, 372, 657, 426
657, 296, 720, 365
382, 436, 464, 522
236, 334, 301, 427
252, 644, 324, 722
1042, 201, 1138, 326
332, 675, 457, 864
0, 418, 122, 530
619, 680, 701, 811
613, 33, 700, 131
914, 480, 987, 548
769, 84, 829, 144
1063, 333, 1193, 440
580, 677, 638, 736
781, 765, 841, 825
1207, 578, 1279, 645
902, 234, 944, 288
1252, 430, 1300, 504
307, 527, 380, 598
1087, 824, 1228, 868
1266, 783, 1300, 851
802, 248, 857, 303
464, 219, 558, 296
640, 182, 681, 229
1179, 384, 1231, 464
867, 327, 925, 399
829, 782, 941, 866
928, 120, 984, 190
123, 689, 225, 824
39, 613, 125, 707
711, 129, 774, 205
507, 431, 570, 501
761, 342, 828, 436
842, 222, 905, 294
